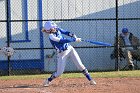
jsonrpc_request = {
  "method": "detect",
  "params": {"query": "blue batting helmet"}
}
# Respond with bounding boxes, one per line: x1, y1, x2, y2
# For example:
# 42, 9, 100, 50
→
122, 28, 128, 33
44, 21, 57, 30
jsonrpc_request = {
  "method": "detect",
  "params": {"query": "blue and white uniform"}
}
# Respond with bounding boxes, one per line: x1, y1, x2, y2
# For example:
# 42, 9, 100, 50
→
48, 27, 86, 77
43, 21, 96, 86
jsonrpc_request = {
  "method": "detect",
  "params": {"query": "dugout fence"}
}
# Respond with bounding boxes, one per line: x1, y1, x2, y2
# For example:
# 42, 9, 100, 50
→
0, 0, 140, 76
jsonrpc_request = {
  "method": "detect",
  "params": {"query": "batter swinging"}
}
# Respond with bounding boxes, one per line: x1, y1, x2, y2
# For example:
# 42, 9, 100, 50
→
42, 21, 96, 87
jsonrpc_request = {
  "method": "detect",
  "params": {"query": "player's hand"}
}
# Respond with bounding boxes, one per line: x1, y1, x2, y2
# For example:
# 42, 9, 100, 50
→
76, 38, 81, 42
69, 33, 77, 38
73, 34, 77, 38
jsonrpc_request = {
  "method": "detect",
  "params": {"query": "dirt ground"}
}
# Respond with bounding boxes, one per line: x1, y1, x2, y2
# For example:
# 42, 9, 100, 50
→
0, 77, 140, 93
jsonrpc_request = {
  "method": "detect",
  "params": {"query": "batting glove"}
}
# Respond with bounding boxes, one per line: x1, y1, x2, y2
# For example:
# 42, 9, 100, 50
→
73, 34, 77, 38
76, 38, 81, 42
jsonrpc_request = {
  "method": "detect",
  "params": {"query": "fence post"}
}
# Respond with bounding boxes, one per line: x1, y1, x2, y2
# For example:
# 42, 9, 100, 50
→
6, 0, 11, 75
115, 0, 119, 71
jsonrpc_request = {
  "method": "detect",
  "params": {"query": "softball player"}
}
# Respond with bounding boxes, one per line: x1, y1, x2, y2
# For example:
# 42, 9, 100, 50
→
42, 21, 96, 87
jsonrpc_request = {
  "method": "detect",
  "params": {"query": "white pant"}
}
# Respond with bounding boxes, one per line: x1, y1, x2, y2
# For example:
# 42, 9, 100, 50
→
54, 45, 85, 77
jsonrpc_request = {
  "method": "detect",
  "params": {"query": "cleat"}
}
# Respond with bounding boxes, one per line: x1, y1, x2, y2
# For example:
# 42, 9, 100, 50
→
128, 64, 134, 70
90, 80, 96, 85
43, 79, 50, 87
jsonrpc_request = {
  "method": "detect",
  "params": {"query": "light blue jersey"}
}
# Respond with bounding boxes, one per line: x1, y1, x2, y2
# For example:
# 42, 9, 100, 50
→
49, 28, 76, 53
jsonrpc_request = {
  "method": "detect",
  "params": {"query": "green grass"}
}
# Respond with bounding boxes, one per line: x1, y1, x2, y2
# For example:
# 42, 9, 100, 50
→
0, 70, 140, 80
91, 70, 140, 78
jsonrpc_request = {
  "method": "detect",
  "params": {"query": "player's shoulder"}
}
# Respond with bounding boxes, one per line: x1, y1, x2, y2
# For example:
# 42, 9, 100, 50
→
49, 33, 58, 39
57, 27, 67, 32
56, 27, 62, 30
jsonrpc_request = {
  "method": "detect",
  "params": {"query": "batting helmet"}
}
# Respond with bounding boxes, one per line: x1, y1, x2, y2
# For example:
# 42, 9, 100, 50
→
44, 21, 57, 30
122, 28, 128, 33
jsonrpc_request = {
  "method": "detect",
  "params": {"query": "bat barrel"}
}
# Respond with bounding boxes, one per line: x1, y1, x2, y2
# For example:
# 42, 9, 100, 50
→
81, 39, 112, 46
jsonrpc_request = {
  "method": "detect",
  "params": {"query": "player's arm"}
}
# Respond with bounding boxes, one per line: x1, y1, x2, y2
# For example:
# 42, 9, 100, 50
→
132, 35, 140, 49
49, 34, 75, 43
57, 28, 77, 38
49, 34, 81, 43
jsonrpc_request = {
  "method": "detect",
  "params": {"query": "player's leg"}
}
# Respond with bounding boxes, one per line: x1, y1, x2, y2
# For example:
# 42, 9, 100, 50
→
44, 50, 70, 87
70, 47, 96, 85
124, 50, 134, 70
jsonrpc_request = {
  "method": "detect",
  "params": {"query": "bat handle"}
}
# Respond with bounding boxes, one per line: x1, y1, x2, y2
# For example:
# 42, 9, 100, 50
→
81, 39, 86, 42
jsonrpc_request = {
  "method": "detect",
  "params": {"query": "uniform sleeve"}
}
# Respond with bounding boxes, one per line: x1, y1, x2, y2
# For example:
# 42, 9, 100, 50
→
57, 28, 74, 36
49, 34, 76, 43
59, 38, 76, 43
49, 34, 61, 42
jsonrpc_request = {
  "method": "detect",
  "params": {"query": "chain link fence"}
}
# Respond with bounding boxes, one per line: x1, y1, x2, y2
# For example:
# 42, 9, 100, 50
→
0, 0, 140, 75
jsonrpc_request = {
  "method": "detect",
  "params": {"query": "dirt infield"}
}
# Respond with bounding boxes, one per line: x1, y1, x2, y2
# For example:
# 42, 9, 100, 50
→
0, 77, 140, 93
